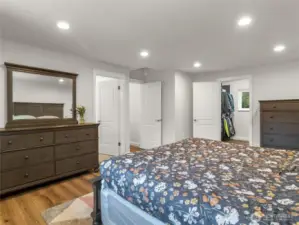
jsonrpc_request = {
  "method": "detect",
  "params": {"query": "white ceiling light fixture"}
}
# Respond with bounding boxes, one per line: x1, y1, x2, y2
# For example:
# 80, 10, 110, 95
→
193, 62, 202, 68
140, 50, 149, 58
57, 21, 70, 30
273, 44, 286, 53
237, 16, 252, 27
59, 78, 64, 83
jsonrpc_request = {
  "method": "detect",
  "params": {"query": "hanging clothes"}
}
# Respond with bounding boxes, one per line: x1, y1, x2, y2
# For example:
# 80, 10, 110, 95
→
221, 90, 236, 140
227, 93, 235, 112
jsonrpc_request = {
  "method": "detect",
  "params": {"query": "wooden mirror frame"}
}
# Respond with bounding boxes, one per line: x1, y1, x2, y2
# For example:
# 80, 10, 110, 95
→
5, 62, 78, 129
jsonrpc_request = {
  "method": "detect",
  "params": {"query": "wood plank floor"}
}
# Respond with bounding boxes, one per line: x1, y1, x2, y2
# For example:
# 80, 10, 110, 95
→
0, 172, 98, 225
0, 146, 140, 225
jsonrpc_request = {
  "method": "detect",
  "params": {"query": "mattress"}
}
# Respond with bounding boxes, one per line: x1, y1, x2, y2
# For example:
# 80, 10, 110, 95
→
100, 138, 299, 224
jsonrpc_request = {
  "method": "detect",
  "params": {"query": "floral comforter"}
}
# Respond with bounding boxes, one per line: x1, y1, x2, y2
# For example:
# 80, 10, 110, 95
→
100, 138, 299, 225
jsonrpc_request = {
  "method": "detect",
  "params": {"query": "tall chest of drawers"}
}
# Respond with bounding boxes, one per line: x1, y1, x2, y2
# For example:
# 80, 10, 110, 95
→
0, 123, 99, 195
260, 100, 299, 150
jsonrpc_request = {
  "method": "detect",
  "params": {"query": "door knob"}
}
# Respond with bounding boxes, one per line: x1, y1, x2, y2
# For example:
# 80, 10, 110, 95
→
194, 119, 197, 122
156, 119, 162, 122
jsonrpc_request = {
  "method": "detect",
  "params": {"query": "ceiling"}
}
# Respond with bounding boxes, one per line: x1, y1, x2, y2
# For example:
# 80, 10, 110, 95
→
0, 0, 298, 72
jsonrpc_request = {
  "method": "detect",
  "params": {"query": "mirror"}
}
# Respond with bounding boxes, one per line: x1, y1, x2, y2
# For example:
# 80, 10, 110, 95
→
12, 72, 73, 120
5, 63, 78, 128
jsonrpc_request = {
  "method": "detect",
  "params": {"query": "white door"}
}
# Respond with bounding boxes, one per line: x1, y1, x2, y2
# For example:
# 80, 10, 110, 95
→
193, 82, 221, 141
97, 80, 120, 155
140, 82, 162, 149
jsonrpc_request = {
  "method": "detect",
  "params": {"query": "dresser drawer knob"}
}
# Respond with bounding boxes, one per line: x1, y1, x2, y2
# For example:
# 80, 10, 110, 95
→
86, 133, 90, 136
76, 146, 80, 151
24, 173, 29, 178
270, 127, 274, 130
76, 161, 80, 165
273, 105, 276, 109
40, 137, 44, 141
65, 134, 69, 138
8, 140, 12, 145
270, 116, 274, 119
270, 138, 274, 142
24, 155, 29, 160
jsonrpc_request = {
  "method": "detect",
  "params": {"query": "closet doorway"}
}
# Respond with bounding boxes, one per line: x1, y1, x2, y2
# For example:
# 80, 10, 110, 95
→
220, 77, 252, 145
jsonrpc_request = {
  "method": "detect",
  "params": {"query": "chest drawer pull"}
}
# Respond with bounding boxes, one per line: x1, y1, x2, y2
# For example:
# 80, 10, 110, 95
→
65, 135, 69, 138
76, 161, 80, 165
24, 155, 29, 160
270, 116, 274, 119
76, 146, 80, 151
8, 140, 12, 145
273, 105, 276, 109
40, 137, 44, 141
270, 127, 274, 130
24, 173, 29, 178
270, 138, 274, 142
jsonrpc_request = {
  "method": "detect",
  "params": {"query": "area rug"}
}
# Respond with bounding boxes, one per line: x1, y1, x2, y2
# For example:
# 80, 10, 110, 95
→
42, 192, 94, 225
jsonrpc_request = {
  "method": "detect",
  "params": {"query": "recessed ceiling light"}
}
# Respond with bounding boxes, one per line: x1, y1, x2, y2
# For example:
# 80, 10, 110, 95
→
238, 16, 252, 27
273, 44, 286, 52
59, 78, 64, 83
57, 21, 70, 30
193, 62, 201, 68
140, 50, 149, 58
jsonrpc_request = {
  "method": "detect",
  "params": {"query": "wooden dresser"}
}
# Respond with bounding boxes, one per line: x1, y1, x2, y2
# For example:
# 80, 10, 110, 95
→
0, 123, 99, 195
260, 99, 299, 150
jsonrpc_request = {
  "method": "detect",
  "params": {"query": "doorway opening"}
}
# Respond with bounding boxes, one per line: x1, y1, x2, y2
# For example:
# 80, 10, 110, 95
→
94, 70, 129, 159
220, 77, 251, 145
129, 80, 162, 151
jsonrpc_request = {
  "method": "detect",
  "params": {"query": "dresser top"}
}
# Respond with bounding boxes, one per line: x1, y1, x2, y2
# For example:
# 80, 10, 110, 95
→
0, 123, 99, 133
259, 99, 299, 103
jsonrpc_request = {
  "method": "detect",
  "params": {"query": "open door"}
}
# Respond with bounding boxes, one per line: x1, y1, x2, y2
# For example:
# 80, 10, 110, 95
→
193, 82, 221, 141
97, 80, 120, 155
140, 82, 162, 149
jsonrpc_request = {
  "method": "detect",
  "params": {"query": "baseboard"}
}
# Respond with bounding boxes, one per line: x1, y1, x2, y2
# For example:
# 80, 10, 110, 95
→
130, 142, 140, 147
231, 136, 249, 141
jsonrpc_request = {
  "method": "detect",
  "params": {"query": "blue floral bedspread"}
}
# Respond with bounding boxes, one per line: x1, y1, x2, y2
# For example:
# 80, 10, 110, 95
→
100, 138, 299, 225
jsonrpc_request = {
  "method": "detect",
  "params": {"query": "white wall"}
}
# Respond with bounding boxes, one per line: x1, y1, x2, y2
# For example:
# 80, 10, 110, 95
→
175, 72, 193, 141
0, 40, 130, 130
222, 79, 250, 141
129, 83, 141, 146
191, 61, 299, 146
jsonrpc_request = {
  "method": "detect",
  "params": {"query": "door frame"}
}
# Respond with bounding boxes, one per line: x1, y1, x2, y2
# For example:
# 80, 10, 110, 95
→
217, 75, 253, 146
93, 70, 130, 155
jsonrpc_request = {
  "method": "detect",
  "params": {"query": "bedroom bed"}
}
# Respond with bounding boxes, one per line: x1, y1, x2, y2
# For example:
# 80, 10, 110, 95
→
92, 138, 299, 225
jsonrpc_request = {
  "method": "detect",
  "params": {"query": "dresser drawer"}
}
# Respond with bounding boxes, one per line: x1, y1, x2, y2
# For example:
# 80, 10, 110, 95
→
263, 112, 299, 123
263, 123, 299, 135
56, 153, 98, 175
0, 135, 27, 152
27, 132, 54, 148
1, 147, 54, 171
0, 163, 54, 190
55, 140, 97, 160
261, 101, 299, 111
78, 128, 97, 141
263, 135, 299, 149
55, 130, 78, 144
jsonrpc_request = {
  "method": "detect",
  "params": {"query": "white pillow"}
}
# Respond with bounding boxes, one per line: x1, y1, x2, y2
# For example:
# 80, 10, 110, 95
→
37, 115, 59, 119
13, 115, 36, 120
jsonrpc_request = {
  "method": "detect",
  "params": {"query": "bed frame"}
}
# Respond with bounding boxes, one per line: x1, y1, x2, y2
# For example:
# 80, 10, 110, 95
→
91, 176, 103, 225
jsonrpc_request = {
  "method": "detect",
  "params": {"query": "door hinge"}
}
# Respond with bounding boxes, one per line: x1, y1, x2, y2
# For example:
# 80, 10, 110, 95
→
118, 142, 121, 146
118, 86, 121, 90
